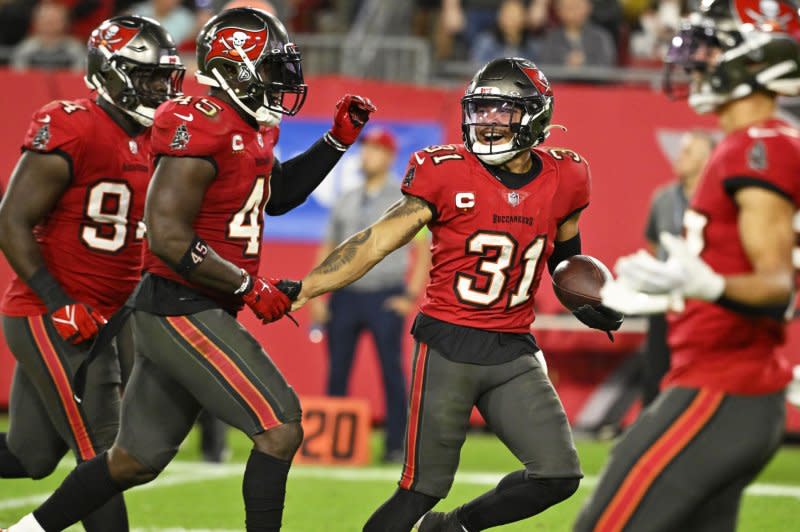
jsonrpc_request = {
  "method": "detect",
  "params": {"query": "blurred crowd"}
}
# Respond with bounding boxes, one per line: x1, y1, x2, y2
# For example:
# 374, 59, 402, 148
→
0, 0, 701, 72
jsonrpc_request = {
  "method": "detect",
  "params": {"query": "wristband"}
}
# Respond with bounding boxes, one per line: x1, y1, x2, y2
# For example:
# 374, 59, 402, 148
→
176, 235, 209, 276
323, 131, 348, 152
27, 266, 73, 312
234, 269, 253, 295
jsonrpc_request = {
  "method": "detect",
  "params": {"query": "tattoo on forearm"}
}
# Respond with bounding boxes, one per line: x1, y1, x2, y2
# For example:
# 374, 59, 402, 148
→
381, 196, 429, 222
316, 228, 373, 274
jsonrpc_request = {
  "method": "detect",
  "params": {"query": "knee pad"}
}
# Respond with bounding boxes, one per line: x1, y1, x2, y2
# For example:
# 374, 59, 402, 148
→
108, 447, 160, 489
22, 455, 61, 480
535, 476, 580, 503
255, 422, 304, 460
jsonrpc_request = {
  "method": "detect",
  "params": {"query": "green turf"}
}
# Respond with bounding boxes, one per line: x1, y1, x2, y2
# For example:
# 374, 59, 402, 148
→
1, 423, 799, 531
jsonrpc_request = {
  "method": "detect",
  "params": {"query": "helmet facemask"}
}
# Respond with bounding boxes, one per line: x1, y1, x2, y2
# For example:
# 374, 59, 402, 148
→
86, 17, 184, 127
204, 44, 306, 126
664, 13, 800, 113
90, 55, 184, 126
462, 94, 551, 165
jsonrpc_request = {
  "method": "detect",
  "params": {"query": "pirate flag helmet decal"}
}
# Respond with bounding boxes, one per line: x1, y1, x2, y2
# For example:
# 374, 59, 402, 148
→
196, 7, 307, 125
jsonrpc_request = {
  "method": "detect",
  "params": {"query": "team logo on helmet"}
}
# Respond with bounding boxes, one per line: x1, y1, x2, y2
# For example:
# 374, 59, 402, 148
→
89, 21, 140, 53
734, 0, 800, 33
521, 65, 553, 97
205, 26, 268, 64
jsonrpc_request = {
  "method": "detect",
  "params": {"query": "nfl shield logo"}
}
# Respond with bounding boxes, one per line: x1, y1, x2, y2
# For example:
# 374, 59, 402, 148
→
507, 191, 520, 207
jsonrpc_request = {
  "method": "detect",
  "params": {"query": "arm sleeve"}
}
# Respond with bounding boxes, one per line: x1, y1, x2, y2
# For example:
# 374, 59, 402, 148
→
265, 138, 343, 216
547, 232, 581, 274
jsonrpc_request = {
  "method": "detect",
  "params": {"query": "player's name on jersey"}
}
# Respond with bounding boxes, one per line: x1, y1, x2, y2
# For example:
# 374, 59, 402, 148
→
492, 214, 534, 226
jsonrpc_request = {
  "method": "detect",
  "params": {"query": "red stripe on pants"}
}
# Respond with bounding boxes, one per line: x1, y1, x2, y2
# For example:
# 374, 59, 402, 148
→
400, 343, 429, 490
166, 316, 280, 430
29, 316, 95, 461
595, 389, 724, 531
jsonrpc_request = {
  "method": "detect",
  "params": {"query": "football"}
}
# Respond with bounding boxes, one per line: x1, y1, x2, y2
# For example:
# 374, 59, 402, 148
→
552, 255, 613, 311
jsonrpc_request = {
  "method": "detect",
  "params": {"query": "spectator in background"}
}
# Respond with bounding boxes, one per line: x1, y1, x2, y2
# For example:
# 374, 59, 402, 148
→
470, 0, 538, 64
630, 0, 682, 61
528, 0, 624, 42
11, 2, 84, 71
60, 0, 115, 41
0, 0, 37, 47
537, 0, 617, 67
128, 0, 194, 44
311, 128, 431, 463
639, 130, 714, 406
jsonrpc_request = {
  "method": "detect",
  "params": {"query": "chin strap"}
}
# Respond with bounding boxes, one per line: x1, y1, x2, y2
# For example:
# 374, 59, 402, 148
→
196, 68, 282, 126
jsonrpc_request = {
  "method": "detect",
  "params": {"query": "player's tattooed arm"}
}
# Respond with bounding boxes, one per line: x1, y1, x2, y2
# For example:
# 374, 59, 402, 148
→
0, 151, 71, 287
294, 195, 433, 308
146, 156, 243, 293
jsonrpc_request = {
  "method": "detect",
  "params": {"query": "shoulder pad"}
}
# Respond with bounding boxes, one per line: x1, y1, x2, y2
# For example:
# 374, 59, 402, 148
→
152, 96, 231, 157
23, 99, 94, 154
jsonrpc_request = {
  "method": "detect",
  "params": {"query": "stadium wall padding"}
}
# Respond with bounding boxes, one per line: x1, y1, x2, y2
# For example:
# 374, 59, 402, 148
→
0, 70, 798, 432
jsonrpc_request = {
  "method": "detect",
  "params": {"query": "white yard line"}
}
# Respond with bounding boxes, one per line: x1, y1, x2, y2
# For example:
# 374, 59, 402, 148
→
3, 461, 800, 514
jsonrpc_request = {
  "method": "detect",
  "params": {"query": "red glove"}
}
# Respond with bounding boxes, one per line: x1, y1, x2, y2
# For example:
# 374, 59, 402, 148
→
242, 277, 292, 323
50, 303, 107, 344
329, 94, 377, 146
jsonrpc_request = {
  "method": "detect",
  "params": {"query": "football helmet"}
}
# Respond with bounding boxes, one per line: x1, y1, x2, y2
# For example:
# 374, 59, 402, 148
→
664, 0, 800, 113
461, 58, 554, 165
195, 7, 307, 126
86, 16, 184, 127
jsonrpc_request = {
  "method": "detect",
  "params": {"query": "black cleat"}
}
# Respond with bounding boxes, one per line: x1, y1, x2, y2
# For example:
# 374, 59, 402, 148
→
413, 511, 467, 532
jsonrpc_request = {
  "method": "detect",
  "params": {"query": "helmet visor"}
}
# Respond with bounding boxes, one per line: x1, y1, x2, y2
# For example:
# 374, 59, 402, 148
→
462, 97, 526, 154
256, 50, 307, 116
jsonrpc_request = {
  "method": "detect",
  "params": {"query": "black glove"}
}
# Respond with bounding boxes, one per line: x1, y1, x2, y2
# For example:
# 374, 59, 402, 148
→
572, 304, 624, 342
275, 279, 302, 301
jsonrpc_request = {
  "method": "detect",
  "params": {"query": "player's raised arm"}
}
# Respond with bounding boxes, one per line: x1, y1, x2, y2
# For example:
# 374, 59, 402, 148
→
293, 194, 434, 309
146, 156, 244, 294
266, 95, 376, 216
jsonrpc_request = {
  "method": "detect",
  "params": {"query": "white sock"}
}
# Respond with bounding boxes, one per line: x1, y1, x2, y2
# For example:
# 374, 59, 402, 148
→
8, 514, 45, 532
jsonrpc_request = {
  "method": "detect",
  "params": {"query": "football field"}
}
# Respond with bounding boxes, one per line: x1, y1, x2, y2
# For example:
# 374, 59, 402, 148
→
1, 423, 800, 531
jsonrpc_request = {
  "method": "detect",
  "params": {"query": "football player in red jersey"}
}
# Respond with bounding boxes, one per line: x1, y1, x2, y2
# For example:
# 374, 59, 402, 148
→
0, 15, 183, 532
271, 58, 623, 532
4, 8, 375, 532
576, 2, 800, 531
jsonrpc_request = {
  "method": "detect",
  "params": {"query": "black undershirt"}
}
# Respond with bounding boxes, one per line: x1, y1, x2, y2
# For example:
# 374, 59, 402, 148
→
412, 313, 539, 365
480, 152, 543, 189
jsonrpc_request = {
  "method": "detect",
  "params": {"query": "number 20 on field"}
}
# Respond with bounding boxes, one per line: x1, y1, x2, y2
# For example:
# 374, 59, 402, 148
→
295, 396, 372, 466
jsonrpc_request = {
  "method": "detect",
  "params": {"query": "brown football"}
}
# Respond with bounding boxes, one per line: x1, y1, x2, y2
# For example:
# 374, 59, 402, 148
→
551, 255, 613, 311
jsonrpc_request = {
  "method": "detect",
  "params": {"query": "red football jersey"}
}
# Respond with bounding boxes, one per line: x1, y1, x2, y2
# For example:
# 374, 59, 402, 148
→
143, 95, 276, 310
402, 144, 591, 333
666, 119, 800, 394
1, 98, 150, 317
